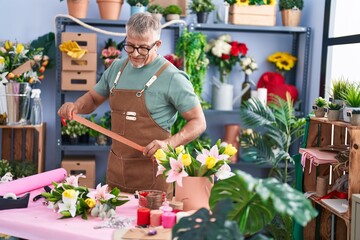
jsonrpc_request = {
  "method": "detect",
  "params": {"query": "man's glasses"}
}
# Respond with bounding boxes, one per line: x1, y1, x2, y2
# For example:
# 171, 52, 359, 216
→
123, 41, 158, 56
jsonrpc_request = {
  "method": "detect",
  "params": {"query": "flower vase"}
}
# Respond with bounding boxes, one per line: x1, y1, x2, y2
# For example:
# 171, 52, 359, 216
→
174, 176, 213, 211
241, 74, 251, 105
5, 82, 31, 125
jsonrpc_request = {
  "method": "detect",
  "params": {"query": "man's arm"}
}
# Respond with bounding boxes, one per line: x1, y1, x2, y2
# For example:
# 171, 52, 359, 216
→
143, 104, 206, 157
57, 89, 108, 119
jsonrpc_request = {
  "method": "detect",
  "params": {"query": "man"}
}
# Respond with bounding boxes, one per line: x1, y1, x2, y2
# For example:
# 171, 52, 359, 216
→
58, 12, 206, 196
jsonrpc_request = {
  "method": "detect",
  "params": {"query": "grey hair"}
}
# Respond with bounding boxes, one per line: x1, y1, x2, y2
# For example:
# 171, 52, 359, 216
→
126, 12, 161, 38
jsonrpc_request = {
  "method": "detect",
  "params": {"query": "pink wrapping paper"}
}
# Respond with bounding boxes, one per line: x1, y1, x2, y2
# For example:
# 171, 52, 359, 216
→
0, 168, 67, 196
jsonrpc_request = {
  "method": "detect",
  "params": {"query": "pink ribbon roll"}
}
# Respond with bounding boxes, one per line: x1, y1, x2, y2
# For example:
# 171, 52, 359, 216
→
0, 168, 67, 196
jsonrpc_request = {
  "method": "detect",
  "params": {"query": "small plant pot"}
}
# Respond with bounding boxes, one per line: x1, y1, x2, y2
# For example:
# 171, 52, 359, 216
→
313, 106, 325, 117
131, 6, 146, 16
350, 114, 360, 126
166, 14, 180, 21
151, 13, 163, 22
96, 134, 108, 146
327, 109, 340, 121
69, 136, 79, 145
196, 12, 209, 23
281, 9, 302, 27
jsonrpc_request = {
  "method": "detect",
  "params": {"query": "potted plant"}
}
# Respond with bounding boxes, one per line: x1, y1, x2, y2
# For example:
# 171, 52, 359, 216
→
147, 4, 164, 21
341, 82, 360, 122
61, 0, 89, 19
96, 0, 124, 20
61, 119, 89, 145
163, 4, 182, 22
189, 0, 215, 24
127, 0, 149, 16
87, 111, 111, 145
313, 97, 327, 117
279, 0, 304, 27
350, 109, 360, 126
327, 102, 342, 121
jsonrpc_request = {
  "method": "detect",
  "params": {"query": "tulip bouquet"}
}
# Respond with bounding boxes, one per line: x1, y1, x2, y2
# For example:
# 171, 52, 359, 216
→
42, 174, 129, 220
0, 40, 49, 85
154, 139, 237, 187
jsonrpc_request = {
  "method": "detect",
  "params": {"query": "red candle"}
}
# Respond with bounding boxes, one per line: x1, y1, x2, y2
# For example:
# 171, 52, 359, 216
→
137, 207, 150, 226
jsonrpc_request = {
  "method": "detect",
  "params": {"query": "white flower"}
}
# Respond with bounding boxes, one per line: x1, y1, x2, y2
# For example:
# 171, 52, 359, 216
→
250, 62, 258, 70
241, 57, 251, 66
211, 40, 231, 58
245, 69, 253, 75
215, 163, 235, 180
58, 190, 79, 217
218, 34, 231, 42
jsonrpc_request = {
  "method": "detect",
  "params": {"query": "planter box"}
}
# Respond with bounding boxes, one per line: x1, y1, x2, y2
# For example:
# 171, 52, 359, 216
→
61, 71, 96, 91
229, 5, 276, 26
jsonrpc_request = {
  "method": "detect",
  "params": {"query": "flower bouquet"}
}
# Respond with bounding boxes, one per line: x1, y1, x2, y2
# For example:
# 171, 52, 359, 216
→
101, 38, 122, 69
154, 139, 237, 186
0, 40, 49, 84
205, 34, 248, 83
42, 174, 129, 219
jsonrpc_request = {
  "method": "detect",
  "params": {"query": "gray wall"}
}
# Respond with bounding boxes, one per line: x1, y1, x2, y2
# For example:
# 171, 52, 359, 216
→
0, 0, 326, 183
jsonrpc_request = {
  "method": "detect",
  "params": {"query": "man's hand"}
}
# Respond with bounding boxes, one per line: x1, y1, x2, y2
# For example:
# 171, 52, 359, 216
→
143, 140, 169, 158
57, 102, 78, 120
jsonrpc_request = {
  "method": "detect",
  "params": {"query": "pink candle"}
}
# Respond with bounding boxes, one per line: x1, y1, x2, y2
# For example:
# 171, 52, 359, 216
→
162, 211, 176, 228
150, 210, 163, 227
137, 207, 150, 226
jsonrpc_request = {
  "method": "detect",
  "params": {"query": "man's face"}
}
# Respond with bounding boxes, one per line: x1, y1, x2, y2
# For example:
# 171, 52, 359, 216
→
125, 31, 160, 68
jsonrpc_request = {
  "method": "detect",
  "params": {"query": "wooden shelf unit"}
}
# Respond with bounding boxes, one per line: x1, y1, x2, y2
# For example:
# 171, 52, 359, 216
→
0, 123, 46, 173
302, 117, 360, 240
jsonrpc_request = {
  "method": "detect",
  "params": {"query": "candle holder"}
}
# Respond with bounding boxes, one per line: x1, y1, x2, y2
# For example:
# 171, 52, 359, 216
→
138, 190, 166, 210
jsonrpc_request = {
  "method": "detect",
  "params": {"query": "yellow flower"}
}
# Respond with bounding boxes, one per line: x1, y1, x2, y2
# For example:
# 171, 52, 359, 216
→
236, 0, 249, 6
267, 52, 284, 63
63, 189, 77, 199
275, 57, 295, 71
175, 145, 184, 154
0, 57, 4, 64
4, 41, 13, 51
224, 144, 238, 157
85, 198, 96, 208
205, 156, 217, 169
181, 154, 192, 166
154, 149, 166, 161
265, 0, 276, 5
15, 43, 24, 54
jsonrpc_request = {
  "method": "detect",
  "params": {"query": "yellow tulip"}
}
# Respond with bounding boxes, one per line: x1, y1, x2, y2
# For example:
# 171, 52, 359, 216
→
4, 41, 13, 51
15, 44, 24, 54
205, 156, 217, 169
175, 145, 184, 154
181, 154, 192, 166
63, 189, 76, 199
85, 198, 96, 208
224, 144, 238, 157
0, 57, 4, 64
154, 149, 166, 161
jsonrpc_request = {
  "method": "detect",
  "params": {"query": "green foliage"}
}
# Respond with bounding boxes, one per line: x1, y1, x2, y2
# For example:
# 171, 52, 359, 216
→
163, 5, 182, 15
0, 159, 36, 179
328, 102, 341, 110
172, 199, 244, 240
147, 4, 164, 14
61, 119, 89, 138
224, 0, 237, 5
330, 77, 348, 100
30, 32, 56, 69
209, 170, 318, 237
314, 97, 327, 107
279, 0, 304, 10
189, 0, 215, 13
341, 82, 360, 107
126, 0, 149, 7
239, 95, 306, 183
86, 111, 111, 137
352, 109, 360, 114
0, 159, 12, 178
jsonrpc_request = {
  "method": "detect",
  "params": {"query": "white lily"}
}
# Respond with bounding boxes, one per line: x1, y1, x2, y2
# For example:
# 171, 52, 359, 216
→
215, 163, 235, 180
58, 189, 79, 217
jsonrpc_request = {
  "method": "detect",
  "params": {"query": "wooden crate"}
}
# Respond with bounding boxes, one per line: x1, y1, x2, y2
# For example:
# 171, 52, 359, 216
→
229, 5, 276, 26
0, 123, 46, 173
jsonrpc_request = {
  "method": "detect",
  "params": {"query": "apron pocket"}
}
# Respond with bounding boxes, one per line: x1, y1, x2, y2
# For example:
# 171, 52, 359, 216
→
111, 111, 125, 135
122, 156, 156, 190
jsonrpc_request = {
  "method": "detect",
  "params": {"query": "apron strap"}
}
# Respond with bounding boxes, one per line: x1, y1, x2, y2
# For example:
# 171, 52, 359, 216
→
136, 62, 171, 97
110, 58, 130, 95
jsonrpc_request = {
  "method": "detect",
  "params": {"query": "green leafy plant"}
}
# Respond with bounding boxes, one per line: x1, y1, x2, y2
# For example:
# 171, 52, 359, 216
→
209, 170, 318, 238
61, 119, 89, 138
0, 159, 12, 179
330, 77, 348, 100
314, 97, 327, 107
0, 159, 36, 181
163, 4, 182, 15
189, 0, 215, 13
87, 111, 111, 137
225, 0, 275, 5
239, 94, 306, 184
352, 109, 360, 114
328, 102, 341, 110
279, 0, 304, 10
126, 0, 149, 7
341, 82, 360, 107
147, 4, 164, 14
172, 199, 244, 240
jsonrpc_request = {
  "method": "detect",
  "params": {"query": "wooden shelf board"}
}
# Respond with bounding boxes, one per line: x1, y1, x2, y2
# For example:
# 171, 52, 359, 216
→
309, 116, 360, 129
310, 195, 350, 223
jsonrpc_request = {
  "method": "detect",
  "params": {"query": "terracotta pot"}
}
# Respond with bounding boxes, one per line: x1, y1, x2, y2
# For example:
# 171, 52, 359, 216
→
175, 176, 213, 211
97, 0, 123, 20
223, 124, 240, 163
67, 0, 89, 18
281, 9, 302, 27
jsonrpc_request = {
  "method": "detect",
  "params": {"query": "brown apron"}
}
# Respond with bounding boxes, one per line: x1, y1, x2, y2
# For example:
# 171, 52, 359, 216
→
107, 59, 173, 198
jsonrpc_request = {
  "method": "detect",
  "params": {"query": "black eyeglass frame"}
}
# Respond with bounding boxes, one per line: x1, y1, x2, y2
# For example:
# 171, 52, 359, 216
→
123, 40, 158, 56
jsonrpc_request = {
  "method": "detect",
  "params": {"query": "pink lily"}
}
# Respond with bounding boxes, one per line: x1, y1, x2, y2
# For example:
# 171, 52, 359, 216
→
196, 145, 229, 165
156, 160, 166, 176
166, 157, 188, 187
87, 183, 115, 202
64, 174, 86, 187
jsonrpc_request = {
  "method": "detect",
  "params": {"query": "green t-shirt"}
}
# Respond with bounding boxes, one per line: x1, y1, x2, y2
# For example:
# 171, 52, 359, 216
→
94, 55, 200, 131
